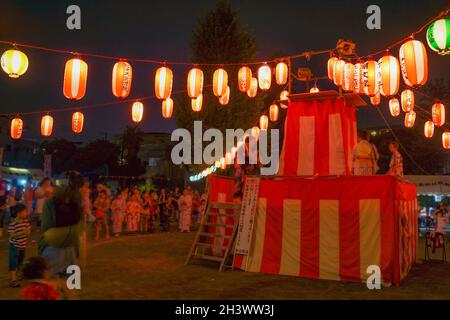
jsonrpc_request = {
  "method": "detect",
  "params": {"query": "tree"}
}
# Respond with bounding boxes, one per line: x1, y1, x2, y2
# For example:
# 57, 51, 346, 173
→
41, 139, 78, 174
71, 139, 120, 174
174, 0, 281, 170
119, 125, 145, 176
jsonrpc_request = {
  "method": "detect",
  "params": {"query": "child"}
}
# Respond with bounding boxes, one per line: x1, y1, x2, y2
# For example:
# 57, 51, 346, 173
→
8, 203, 31, 288
93, 190, 111, 241
431, 209, 449, 253
20, 256, 59, 300
111, 191, 127, 236
126, 193, 142, 233
140, 192, 152, 233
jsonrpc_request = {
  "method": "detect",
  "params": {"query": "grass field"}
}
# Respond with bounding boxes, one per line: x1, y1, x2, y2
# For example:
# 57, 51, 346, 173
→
0, 227, 449, 300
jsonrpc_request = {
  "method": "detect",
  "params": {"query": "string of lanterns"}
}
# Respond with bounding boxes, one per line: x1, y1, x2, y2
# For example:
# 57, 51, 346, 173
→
327, 14, 449, 149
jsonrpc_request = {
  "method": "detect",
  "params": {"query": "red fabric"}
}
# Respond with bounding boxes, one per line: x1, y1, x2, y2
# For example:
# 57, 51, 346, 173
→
222, 175, 417, 286
21, 282, 60, 300
278, 98, 356, 176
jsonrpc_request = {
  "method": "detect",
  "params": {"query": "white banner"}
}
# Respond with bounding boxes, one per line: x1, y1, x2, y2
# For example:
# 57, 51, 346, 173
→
234, 177, 260, 255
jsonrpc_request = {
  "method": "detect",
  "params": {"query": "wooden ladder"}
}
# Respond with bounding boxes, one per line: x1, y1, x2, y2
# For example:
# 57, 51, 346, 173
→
185, 201, 241, 271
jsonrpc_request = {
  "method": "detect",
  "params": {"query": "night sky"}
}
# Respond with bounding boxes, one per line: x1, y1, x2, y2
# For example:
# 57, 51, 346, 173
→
0, 0, 448, 141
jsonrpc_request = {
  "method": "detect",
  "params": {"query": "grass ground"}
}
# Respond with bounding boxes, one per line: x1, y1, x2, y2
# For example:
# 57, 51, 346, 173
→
0, 225, 449, 300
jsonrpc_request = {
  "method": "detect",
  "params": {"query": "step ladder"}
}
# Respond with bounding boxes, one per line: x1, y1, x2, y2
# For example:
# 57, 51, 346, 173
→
185, 201, 241, 271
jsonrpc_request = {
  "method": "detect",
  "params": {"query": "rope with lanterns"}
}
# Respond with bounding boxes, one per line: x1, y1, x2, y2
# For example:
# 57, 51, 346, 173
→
326, 9, 449, 149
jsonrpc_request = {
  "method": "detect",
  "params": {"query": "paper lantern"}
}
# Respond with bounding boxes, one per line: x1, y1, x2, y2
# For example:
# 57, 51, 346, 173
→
213, 68, 228, 97
424, 121, 434, 138
280, 90, 289, 109
353, 62, 364, 94
275, 62, 288, 85
342, 62, 355, 92
258, 65, 271, 90
363, 59, 379, 96
269, 104, 279, 122
251, 126, 260, 140
332, 59, 345, 86
155, 66, 173, 100
247, 77, 258, 98
112, 61, 132, 98
219, 157, 226, 169
404, 111, 416, 128
10, 117, 23, 140
426, 18, 450, 55
219, 86, 230, 106
370, 93, 381, 106
63, 57, 88, 100
309, 86, 320, 93
399, 39, 428, 87
162, 98, 173, 119
192, 94, 203, 112
131, 102, 143, 123
225, 152, 233, 165
72, 112, 84, 134
432, 102, 445, 127
40, 115, 53, 137
327, 57, 338, 80
377, 54, 400, 97
238, 66, 252, 92
400, 89, 414, 112
389, 98, 400, 117
442, 131, 450, 149
187, 67, 203, 98
259, 115, 269, 130
1, 49, 28, 78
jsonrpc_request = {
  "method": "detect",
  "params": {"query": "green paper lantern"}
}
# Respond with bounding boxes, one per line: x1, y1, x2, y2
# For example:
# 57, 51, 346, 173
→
426, 18, 450, 55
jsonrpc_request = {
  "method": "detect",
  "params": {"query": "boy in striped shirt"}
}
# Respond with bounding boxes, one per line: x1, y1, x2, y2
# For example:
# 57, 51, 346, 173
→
8, 203, 31, 288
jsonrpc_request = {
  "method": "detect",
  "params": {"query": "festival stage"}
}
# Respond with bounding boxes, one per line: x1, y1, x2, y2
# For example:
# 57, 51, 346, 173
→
207, 174, 417, 287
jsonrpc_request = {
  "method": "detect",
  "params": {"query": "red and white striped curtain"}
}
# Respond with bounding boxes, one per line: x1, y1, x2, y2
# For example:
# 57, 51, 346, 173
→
278, 98, 357, 176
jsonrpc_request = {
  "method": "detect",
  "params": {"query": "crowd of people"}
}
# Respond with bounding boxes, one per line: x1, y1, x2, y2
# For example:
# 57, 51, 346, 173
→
0, 172, 207, 298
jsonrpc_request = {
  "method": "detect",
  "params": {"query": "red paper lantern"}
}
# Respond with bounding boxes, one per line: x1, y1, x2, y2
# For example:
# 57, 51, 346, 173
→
404, 111, 416, 128
370, 93, 381, 106
63, 57, 88, 100
10, 117, 23, 140
72, 111, 84, 134
213, 68, 228, 97
389, 98, 400, 117
155, 66, 173, 100
327, 57, 338, 81
219, 86, 230, 106
280, 90, 289, 109
131, 102, 144, 123
442, 131, 450, 149
399, 39, 428, 87
333, 59, 345, 86
192, 94, 203, 112
342, 62, 355, 92
238, 66, 252, 92
269, 104, 279, 122
187, 67, 203, 99
162, 98, 173, 119
258, 65, 271, 90
259, 115, 269, 130
112, 61, 132, 98
353, 62, 364, 94
41, 115, 54, 137
424, 121, 434, 138
247, 77, 258, 98
275, 62, 288, 85
378, 54, 400, 97
401, 89, 415, 112
432, 102, 446, 127
363, 59, 379, 97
